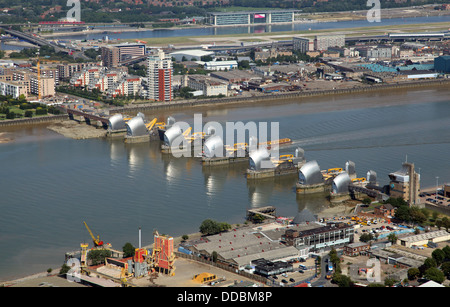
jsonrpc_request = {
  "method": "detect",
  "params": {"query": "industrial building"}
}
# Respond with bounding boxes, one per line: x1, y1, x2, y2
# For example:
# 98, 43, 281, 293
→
397, 230, 450, 248
208, 10, 298, 26
204, 60, 238, 71
388, 162, 420, 206
187, 226, 301, 271
184, 74, 228, 97
434, 55, 450, 73
282, 222, 354, 255
169, 49, 214, 62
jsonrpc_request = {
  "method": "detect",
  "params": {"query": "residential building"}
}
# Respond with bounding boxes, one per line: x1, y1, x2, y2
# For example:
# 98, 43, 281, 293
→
374, 203, 395, 218
30, 75, 55, 98
147, 49, 173, 102
343, 242, 370, 257
314, 35, 345, 51
107, 77, 142, 97
31, 66, 59, 85
57, 62, 100, 80
70, 67, 102, 87
0, 80, 28, 98
70, 66, 142, 97
293, 37, 314, 53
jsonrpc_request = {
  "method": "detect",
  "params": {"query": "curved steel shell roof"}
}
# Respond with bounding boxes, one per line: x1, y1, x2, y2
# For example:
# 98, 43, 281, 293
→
109, 113, 126, 130
249, 148, 273, 170
126, 116, 148, 137
163, 124, 183, 146
203, 135, 224, 158
298, 160, 323, 185
332, 172, 351, 194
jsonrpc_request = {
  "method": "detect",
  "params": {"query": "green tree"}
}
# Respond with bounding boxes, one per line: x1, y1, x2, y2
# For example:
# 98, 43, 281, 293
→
424, 267, 445, 284
441, 262, 450, 278
407, 267, 420, 280
87, 249, 111, 266
211, 251, 218, 263
122, 242, 135, 258
362, 197, 372, 205
6, 111, 15, 119
442, 245, 450, 259
59, 263, 71, 275
199, 219, 221, 235
432, 249, 446, 266
360, 233, 374, 243
387, 233, 398, 245
332, 273, 353, 287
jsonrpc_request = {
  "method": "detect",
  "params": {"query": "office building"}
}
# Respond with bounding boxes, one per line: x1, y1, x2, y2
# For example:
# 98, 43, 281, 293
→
209, 10, 297, 26
282, 222, 354, 255
147, 50, 173, 102
101, 44, 146, 67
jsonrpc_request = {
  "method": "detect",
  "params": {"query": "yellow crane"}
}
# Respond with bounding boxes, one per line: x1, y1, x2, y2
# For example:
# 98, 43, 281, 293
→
83, 221, 104, 247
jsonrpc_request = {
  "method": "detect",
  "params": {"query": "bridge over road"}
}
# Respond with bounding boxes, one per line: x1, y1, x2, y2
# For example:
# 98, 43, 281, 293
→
1, 28, 90, 60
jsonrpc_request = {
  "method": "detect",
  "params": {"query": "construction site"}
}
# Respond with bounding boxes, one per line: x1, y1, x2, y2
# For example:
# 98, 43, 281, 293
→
62, 221, 263, 287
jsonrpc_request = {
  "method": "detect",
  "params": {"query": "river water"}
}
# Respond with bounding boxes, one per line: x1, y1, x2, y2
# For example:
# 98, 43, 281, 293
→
52, 15, 450, 41
0, 86, 449, 281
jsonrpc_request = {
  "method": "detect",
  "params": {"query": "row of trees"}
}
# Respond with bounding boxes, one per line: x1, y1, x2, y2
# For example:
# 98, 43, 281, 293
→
407, 246, 450, 284
383, 197, 450, 229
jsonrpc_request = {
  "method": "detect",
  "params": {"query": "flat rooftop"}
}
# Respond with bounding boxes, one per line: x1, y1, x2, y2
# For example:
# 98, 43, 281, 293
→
209, 10, 300, 16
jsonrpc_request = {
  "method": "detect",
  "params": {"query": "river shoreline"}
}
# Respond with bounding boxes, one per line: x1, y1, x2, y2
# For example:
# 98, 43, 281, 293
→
0, 78, 449, 135
109, 78, 450, 115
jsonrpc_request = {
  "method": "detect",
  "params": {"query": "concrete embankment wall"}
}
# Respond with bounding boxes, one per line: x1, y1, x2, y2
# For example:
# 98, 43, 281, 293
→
109, 78, 450, 115
0, 114, 68, 127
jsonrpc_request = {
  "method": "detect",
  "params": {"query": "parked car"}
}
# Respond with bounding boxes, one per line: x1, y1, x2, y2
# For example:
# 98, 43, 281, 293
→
289, 278, 295, 283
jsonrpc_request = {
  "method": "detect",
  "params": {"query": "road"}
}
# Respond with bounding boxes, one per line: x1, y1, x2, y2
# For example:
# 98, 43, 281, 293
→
1, 28, 90, 61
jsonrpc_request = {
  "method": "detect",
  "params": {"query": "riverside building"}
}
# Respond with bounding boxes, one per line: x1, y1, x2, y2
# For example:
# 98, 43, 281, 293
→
146, 50, 173, 102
